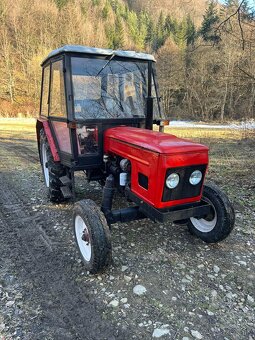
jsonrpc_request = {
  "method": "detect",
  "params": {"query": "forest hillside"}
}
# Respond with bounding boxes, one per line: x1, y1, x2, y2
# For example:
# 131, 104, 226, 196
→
124, 0, 207, 25
0, 0, 254, 121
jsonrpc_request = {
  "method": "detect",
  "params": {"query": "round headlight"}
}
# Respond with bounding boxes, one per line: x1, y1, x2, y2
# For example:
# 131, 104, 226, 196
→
189, 170, 202, 185
166, 173, 180, 189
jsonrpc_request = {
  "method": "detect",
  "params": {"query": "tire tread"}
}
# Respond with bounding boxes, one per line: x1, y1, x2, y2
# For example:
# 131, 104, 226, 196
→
73, 199, 112, 273
188, 181, 235, 243
40, 129, 71, 202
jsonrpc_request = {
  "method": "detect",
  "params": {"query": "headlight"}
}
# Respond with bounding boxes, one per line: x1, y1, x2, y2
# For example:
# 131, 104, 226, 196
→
189, 170, 202, 185
166, 173, 179, 189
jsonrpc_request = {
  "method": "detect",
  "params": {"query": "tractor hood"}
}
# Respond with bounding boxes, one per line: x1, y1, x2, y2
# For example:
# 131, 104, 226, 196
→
104, 126, 208, 155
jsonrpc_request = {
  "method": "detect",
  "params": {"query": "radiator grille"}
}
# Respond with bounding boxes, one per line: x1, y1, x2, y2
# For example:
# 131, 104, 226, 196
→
162, 165, 207, 202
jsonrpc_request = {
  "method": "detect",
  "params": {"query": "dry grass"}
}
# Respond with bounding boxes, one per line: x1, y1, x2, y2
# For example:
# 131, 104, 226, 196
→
0, 118, 35, 142
163, 125, 255, 142
0, 118, 35, 130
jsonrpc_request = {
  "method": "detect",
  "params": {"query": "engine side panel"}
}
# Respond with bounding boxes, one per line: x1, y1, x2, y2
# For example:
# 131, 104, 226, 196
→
104, 137, 160, 206
104, 127, 209, 209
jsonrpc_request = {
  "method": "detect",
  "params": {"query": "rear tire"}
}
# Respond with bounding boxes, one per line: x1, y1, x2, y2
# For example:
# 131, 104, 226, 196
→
40, 129, 71, 203
187, 182, 235, 243
73, 199, 112, 274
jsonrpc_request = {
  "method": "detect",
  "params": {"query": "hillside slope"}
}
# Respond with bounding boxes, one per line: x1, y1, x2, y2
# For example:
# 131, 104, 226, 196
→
124, 0, 207, 25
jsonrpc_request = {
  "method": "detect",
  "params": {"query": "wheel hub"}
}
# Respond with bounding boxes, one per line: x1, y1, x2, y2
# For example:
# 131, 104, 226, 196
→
203, 205, 215, 221
75, 215, 92, 262
190, 198, 217, 233
82, 229, 90, 244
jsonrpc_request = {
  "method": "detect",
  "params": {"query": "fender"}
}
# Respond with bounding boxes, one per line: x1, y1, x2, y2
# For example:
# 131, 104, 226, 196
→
36, 118, 60, 162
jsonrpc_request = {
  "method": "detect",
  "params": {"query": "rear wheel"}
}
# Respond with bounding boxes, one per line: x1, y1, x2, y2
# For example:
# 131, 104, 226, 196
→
40, 129, 71, 202
187, 182, 235, 243
73, 199, 112, 274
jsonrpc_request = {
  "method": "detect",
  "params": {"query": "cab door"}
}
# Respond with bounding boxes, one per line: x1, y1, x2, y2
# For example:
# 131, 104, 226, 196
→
48, 58, 73, 166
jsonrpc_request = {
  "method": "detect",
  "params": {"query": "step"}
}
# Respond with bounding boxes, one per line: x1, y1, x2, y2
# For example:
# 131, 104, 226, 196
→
60, 186, 73, 199
59, 175, 72, 186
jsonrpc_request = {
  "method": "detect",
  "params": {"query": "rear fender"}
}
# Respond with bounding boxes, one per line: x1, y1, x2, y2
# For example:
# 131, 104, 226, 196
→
36, 118, 60, 162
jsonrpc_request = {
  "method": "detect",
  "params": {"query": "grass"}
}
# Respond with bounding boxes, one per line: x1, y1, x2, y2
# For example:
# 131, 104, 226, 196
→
0, 117, 35, 130
164, 125, 255, 141
0, 118, 35, 141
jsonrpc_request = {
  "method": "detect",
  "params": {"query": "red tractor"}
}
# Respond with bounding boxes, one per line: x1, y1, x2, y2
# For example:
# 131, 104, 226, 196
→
36, 45, 235, 273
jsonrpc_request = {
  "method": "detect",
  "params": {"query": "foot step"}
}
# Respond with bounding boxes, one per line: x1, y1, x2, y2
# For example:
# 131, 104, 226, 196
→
59, 175, 72, 186
60, 186, 73, 199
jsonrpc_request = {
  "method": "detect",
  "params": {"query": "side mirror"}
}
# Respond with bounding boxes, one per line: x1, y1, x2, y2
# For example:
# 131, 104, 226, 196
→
153, 119, 169, 133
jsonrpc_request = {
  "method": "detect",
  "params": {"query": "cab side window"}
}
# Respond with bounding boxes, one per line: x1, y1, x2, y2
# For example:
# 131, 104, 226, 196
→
41, 65, 50, 116
50, 60, 66, 117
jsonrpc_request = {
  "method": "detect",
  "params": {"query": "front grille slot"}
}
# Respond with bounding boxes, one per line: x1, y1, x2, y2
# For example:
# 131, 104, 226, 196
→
162, 165, 207, 202
138, 172, 149, 190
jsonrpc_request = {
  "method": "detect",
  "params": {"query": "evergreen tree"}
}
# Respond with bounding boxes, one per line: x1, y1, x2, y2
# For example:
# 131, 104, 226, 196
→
102, 1, 110, 19
80, 1, 88, 16
199, 1, 221, 44
145, 17, 155, 48
165, 14, 176, 35
54, 0, 69, 9
127, 10, 139, 43
106, 26, 115, 49
137, 11, 149, 49
186, 15, 196, 46
92, 0, 101, 6
113, 14, 125, 48
123, 4, 129, 20
110, 0, 118, 13
174, 20, 188, 48
155, 11, 166, 50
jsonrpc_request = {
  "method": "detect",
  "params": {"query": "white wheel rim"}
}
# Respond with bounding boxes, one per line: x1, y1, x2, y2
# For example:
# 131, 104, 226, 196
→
75, 215, 92, 262
190, 199, 217, 233
42, 142, 49, 187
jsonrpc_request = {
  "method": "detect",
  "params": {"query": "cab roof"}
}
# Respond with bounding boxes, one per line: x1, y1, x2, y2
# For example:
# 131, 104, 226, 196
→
42, 45, 156, 65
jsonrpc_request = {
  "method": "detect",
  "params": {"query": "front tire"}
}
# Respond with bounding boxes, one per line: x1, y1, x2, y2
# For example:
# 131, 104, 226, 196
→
73, 199, 112, 274
187, 182, 235, 243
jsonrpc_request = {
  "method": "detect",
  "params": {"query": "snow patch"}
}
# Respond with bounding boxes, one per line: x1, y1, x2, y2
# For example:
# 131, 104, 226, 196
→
168, 120, 255, 130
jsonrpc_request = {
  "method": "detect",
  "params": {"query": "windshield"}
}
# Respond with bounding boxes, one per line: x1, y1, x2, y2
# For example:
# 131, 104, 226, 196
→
71, 57, 160, 120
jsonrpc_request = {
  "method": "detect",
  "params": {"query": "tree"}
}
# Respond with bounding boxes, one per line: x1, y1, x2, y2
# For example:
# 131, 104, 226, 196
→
174, 19, 188, 48
165, 14, 176, 35
54, 0, 69, 10
113, 14, 124, 48
155, 11, 166, 50
145, 17, 155, 49
186, 15, 196, 46
137, 11, 149, 49
0, 0, 255, 122
102, 2, 110, 19
199, 1, 221, 44
126, 10, 139, 44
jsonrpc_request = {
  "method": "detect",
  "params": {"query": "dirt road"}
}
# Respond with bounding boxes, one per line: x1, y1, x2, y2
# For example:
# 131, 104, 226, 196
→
0, 119, 254, 340
0, 121, 129, 339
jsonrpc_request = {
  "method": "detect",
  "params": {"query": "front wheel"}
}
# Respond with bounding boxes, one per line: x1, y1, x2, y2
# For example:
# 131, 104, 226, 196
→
187, 182, 235, 243
73, 199, 112, 273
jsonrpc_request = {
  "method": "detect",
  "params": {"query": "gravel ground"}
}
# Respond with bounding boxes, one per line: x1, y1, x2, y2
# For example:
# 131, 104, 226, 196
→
0, 121, 254, 340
